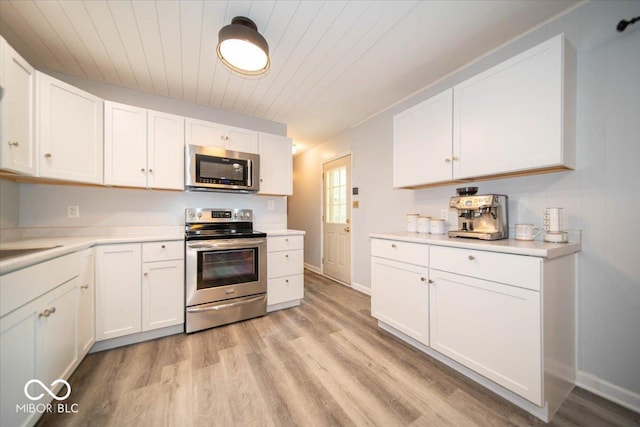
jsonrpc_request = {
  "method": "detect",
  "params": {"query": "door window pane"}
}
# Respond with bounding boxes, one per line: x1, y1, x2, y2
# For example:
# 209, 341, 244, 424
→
325, 165, 347, 224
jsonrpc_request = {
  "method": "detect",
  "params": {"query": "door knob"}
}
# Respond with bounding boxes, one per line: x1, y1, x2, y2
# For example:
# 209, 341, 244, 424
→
344, 226, 350, 232
8, 141, 19, 147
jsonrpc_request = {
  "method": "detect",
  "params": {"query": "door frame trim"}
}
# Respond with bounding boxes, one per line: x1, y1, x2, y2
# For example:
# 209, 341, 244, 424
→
320, 151, 353, 284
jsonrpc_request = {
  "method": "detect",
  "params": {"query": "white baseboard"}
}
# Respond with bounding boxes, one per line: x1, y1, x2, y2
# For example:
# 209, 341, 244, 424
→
351, 281, 371, 296
304, 263, 322, 274
576, 371, 640, 413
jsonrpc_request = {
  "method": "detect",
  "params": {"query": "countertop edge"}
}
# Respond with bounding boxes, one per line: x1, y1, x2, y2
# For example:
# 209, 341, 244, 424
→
266, 229, 306, 236
1, 234, 184, 275
370, 232, 581, 259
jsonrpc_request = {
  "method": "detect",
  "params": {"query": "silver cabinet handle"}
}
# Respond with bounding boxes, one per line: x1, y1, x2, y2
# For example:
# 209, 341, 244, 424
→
187, 295, 264, 313
8, 141, 19, 147
81, 284, 89, 290
391, 244, 397, 248
44, 153, 52, 158
468, 255, 475, 261
38, 307, 56, 318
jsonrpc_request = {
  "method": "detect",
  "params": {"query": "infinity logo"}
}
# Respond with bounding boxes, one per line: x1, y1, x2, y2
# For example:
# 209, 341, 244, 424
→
24, 379, 71, 401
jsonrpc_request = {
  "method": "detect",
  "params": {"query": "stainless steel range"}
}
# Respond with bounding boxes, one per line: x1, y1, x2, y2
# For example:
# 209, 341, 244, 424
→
185, 208, 267, 333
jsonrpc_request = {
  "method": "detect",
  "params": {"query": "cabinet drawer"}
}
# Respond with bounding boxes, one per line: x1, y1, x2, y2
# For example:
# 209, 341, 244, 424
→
142, 241, 183, 262
371, 238, 429, 267
268, 274, 304, 306
430, 246, 541, 291
268, 235, 304, 252
267, 250, 304, 278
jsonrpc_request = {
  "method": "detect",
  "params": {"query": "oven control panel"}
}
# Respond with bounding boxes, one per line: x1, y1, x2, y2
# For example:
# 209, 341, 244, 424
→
186, 208, 253, 223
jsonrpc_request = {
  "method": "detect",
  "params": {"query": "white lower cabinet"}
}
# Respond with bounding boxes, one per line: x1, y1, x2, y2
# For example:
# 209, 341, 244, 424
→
0, 252, 81, 427
371, 257, 429, 345
267, 235, 304, 309
77, 248, 95, 356
96, 241, 184, 341
429, 269, 542, 405
370, 238, 576, 421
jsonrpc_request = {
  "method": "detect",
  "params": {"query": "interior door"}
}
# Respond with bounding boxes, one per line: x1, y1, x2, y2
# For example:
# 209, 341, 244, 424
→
323, 155, 351, 284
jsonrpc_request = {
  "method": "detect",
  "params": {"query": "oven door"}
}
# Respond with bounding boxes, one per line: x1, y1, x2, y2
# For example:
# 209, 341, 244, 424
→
186, 237, 267, 307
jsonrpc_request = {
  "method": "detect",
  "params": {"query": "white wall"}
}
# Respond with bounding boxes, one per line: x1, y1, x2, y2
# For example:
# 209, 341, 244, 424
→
0, 179, 19, 230
289, 0, 640, 407
19, 184, 287, 230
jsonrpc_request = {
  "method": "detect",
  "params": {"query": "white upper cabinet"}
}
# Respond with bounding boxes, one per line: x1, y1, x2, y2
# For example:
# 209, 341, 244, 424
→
393, 89, 453, 187
37, 73, 104, 184
104, 102, 147, 188
453, 34, 575, 179
104, 101, 184, 190
258, 132, 293, 195
185, 117, 258, 154
147, 110, 185, 190
0, 36, 36, 175
393, 34, 575, 187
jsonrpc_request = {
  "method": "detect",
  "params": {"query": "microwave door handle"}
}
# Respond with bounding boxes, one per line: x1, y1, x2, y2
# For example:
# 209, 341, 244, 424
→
186, 295, 264, 313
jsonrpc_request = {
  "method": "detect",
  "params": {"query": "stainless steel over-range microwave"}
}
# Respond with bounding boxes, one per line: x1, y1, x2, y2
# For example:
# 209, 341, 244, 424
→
185, 144, 260, 193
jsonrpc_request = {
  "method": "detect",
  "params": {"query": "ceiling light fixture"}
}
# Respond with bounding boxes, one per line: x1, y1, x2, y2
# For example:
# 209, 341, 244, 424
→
217, 16, 270, 76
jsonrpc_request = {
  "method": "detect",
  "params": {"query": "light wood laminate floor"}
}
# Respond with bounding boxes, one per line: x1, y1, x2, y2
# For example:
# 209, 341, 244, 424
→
38, 271, 639, 427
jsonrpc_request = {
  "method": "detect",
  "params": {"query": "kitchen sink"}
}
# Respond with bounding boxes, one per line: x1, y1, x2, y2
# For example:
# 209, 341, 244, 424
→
0, 246, 62, 261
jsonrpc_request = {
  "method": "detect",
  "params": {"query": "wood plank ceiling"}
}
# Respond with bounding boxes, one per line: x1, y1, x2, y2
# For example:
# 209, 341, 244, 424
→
0, 0, 578, 154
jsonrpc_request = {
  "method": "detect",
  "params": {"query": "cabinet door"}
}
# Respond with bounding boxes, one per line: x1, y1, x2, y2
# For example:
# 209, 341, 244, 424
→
0, 37, 36, 175
37, 277, 79, 388
371, 257, 429, 345
142, 259, 184, 331
453, 34, 567, 179
429, 270, 542, 405
267, 275, 304, 306
184, 118, 225, 148
226, 126, 258, 154
37, 73, 104, 183
104, 101, 148, 187
393, 88, 453, 187
95, 244, 142, 340
77, 249, 95, 356
257, 133, 292, 195
0, 296, 38, 427
148, 110, 184, 190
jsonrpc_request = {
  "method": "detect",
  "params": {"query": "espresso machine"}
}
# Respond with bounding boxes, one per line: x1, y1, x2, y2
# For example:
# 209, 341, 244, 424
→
448, 187, 509, 240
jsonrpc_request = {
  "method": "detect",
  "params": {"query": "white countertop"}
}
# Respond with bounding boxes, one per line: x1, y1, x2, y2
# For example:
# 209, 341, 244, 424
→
370, 232, 581, 259
0, 233, 184, 275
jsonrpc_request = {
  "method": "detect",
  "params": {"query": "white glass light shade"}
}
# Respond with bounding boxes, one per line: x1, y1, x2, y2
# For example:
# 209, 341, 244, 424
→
217, 17, 270, 76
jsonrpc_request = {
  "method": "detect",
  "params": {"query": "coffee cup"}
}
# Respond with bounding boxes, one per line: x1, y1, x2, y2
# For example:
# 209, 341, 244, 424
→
515, 224, 542, 241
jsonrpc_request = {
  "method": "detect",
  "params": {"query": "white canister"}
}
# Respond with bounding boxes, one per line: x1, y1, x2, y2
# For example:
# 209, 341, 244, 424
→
406, 214, 419, 232
430, 219, 445, 235
417, 216, 431, 234
543, 207, 563, 232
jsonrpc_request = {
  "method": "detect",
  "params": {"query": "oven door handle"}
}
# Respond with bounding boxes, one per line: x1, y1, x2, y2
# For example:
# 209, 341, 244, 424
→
186, 295, 265, 313
186, 238, 266, 250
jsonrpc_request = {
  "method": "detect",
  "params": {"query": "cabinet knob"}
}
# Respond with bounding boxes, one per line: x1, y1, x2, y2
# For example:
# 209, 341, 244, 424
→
44, 153, 52, 158
144, 272, 149, 276
260, 178, 263, 182
149, 168, 153, 173
468, 255, 475, 261
161, 244, 166, 249
285, 279, 289, 283
285, 238, 289, 242
444, 158, 451, 163
285, 254, 289, 259
38, 309, 50, 318
141, 168, 146, 172
420, 277, 426, 282
452, 156, 459, 161
428, 279, 434, 284
8, 141, 19, 147
81, 284, 89, 290
391, 244, 397, 249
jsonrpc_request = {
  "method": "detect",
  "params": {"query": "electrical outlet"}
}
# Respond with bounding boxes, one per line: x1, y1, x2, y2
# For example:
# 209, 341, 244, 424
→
440, 208, 448, 220
67, 205, 80, 219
